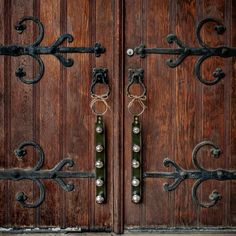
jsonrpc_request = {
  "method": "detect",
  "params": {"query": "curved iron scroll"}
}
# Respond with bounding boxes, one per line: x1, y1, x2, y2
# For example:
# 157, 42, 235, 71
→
0, 141, 95, 208
144, 141, 236, 208
0, 16, 105, 84
133, 18, 236, 85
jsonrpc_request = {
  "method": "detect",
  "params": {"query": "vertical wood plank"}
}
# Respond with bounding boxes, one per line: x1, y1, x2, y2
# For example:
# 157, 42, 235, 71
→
65, 0, 90, 228
0, 0, 7, 227
230, 0, 236, 226
9, 0, 35, 226
144, 0, 172, 227
174, 0, 198, 226
124, 0, 142, 227
95, 0, 113, 228
39, 0, 61, 226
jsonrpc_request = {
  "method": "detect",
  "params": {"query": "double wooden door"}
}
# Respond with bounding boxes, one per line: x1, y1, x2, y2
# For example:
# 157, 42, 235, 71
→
0, 0, 236, 234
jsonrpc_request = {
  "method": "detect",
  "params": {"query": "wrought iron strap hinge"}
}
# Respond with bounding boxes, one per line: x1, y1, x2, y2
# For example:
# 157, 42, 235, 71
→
128, 18, 236, 86
0, 141, 95, 208
0, 16, 106, 84
144, 141, 236, 208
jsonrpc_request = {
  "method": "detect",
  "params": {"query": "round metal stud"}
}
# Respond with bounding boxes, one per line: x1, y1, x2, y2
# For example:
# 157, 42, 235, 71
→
96, 195, 104, 204
95, 160, 104, 169
133, 144, 140, 153
132, 194, 141, 203
132, 178, 140, 187
127, 48, 134, 56
132, 159, 140, 168
133, 126, 140, 134
96, 178, 104, 187
96, 144, 104, 153
96, 126, 103, 134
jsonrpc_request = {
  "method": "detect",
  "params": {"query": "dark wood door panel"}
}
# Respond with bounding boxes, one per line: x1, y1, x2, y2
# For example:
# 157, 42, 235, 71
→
124, 0, 236, 230
0, 0, 117, 231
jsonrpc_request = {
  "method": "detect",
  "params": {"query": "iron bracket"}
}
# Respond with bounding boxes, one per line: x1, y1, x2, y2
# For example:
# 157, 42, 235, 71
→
0, 16, 106, 84
130, 18, 236, 85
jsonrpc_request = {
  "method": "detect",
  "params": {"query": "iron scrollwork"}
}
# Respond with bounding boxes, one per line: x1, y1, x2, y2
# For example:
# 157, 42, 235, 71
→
133, 18, 236, 85
0, 141, 95, 208
144, 141, 236, 208
0, 16, 106, 84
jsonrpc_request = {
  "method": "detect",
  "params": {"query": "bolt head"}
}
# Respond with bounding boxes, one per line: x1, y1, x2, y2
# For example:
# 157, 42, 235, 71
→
96, 178, 104, 187
133, 127, 140, 134
96, 126, 103, 134
96, 195, 104, 204
95, 160, 104, 169
132, 159, 140, 168
132, 194, 141, 203
132, 178, 140, 187
96, 144, 104, 153
133, 144, 140, 153
127, 48, 134, 56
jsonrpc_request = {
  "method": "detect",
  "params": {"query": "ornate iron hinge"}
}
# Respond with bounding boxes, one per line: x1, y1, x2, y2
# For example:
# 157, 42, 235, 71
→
0, 141, 98, 208
142, 141, 236, 208
0, 16, 105, 84
127, 18, 236, 86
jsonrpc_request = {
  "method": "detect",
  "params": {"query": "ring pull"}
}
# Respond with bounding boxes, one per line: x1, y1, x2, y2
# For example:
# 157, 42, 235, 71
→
127, 68, 147, 117
90, 68, 111, 116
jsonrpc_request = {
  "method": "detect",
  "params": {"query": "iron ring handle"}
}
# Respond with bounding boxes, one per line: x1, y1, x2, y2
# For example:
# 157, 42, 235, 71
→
90, 70, 110, 97
126, 74, 147, 98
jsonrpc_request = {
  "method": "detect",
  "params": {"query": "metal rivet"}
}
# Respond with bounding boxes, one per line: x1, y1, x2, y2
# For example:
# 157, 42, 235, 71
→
96, 178, 104, 187
95, 160, 104, 169
132, 159, 140, 168
127, 48, 134, 56
132, 178, 140, 187
96, 144, 104, 153
132, 194, 141, 203
133, 144, 140, 153
96, 126, 103, 134
133, 126, 140, 134
96, 194, 104, 204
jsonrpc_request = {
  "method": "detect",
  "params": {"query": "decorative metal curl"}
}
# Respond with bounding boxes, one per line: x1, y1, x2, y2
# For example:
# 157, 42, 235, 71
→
0, 141, 95, 208
0, 16, 105, 84
144, 141, 236, 208
133, 17, 236, 85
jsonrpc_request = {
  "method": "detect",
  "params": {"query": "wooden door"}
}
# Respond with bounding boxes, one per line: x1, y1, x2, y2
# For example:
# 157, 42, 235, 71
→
0, 0, 236, 234
123, 0, 236, 233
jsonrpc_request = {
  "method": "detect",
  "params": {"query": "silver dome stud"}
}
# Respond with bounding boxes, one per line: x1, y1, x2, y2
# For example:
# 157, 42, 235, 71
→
96, 126, 103, 134
95, 160, 104, 169
133, 144, 140, 153
133, 126, 140, 134
132, 159, 140, 168
96, 178, 104, 187
132, 194, 141, 203
132, 178, 140, 187
96, 195, 104, 204
96, 144, 104, 153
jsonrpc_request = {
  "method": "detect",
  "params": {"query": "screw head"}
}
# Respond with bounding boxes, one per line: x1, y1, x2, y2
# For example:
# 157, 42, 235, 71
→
127, 48, 134, 56
132, 194, 141, 203
96, 178, 104, 187
96, 126, 103, 134
96, 195, 104, 204
133, 144, 140, 153
132, 178, 140, 187
95, 160, 104, 169
132, 159, 140, 168
133, 126, 140, 134
96, 144, 104, 153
